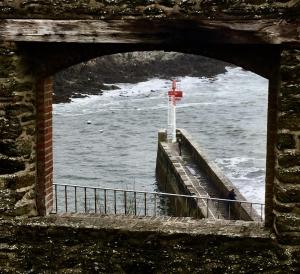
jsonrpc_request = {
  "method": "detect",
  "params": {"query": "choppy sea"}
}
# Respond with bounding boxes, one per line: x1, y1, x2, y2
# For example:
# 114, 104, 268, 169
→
53, 66, 268, 203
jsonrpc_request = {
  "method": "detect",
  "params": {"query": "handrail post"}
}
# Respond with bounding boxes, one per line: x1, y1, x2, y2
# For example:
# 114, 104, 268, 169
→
206, 198, 209, 218
196, 197, 199, 219
114, 190, 117, 214
124, 191, 127, 215
144, 193, 147, 216
134, 192, 137, 216
55, 184, 58, 213
154, 193, 157, 217
94, 188, 97, 213
65, 185, 68, 212
104, 189, 107, 214
51, 184, 265, 221
75, 186, 77, 213
185, 197, 188, 217
84, 187, 87, 213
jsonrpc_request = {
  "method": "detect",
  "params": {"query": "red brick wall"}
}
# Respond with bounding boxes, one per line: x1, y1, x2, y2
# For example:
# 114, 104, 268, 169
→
36, 77, 53, 215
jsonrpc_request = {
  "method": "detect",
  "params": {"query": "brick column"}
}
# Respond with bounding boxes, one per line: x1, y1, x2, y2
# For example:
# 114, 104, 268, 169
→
273, 49, 300, 268
36, 77, 53, 215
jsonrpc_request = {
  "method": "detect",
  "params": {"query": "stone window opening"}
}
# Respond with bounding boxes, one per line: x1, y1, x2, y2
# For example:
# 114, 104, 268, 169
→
34, 51, 271, 223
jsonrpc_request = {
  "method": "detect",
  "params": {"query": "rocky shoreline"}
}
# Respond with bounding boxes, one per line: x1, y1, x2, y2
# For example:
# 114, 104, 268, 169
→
54, 52, 230, 104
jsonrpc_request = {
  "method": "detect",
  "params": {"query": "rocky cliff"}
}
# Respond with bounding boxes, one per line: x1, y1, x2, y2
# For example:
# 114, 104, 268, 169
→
54, 52, 230, 103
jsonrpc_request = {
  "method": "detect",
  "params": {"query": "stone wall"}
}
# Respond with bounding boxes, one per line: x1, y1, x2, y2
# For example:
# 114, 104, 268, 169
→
0, 42, 37, 217
0, 0, 299, 271
0, 215, 287, 273
272, 50, 300, 263
0, 0, 298, 20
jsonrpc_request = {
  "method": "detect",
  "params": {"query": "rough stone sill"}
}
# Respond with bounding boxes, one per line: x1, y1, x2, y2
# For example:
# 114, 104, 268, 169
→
1, 213, 272, 239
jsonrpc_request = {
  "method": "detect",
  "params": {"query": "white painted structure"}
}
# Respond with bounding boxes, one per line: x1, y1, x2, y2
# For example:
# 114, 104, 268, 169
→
167, 80, 182, 143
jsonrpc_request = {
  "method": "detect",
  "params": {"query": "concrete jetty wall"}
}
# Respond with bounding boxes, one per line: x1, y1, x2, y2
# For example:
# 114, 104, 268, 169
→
178, 129, 261, 221
156, 130, 204, 218
156, 129, 260, 221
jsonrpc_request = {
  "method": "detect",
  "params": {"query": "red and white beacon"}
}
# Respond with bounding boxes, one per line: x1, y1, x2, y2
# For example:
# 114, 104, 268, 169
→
167, 80, 183, 143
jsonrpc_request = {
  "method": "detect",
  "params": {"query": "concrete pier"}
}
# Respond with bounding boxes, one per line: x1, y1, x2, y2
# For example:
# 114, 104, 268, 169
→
156, 129, 261, 221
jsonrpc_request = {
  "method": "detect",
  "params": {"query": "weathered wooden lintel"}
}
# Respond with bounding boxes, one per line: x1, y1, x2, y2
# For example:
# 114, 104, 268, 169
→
0, 19, 299, 46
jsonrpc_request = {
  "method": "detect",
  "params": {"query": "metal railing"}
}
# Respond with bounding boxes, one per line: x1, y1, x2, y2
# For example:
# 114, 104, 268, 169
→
52, 183, 265, 221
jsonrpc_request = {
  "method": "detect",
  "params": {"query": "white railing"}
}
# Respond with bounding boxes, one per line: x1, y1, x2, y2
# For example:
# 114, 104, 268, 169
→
52, 183, 264, 221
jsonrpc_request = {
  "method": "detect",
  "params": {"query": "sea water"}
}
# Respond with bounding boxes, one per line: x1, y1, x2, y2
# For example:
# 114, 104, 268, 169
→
53, 66, 268, 204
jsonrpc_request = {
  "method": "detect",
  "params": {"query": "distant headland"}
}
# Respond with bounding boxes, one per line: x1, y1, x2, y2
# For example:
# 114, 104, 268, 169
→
54, 51, 230, 104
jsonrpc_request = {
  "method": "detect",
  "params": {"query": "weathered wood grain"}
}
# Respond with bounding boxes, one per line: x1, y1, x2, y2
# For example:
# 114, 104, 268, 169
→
0, 19, 299, 45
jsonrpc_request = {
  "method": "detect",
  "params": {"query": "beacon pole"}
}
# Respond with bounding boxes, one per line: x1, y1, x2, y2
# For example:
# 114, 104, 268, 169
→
167, 80, 183, 143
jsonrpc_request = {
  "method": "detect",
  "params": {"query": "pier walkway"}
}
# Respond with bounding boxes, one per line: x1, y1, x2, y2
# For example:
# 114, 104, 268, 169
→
156, 129, 263, 221
162, 142, 229, 220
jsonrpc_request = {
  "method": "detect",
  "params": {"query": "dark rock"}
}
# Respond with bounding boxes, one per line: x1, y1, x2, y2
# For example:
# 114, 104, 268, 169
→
5, 104, 35, 117
278, 114, 300, 131
274, 183, 300, 204
21, 114, 36, 123
276, 167, 300, 184
71, 93, 88, 99
278, 152, 300, 168
277, 133, 296, 150
54, 52, 229, 104
4, 172, 35, 190
0, 56, 15, 78
0, 117, 22, 139
0, 189, 16, 216
0, 158, 25, 175
279, 95, 300, 113
275, 213, 300, 233
0, 139, 32, 158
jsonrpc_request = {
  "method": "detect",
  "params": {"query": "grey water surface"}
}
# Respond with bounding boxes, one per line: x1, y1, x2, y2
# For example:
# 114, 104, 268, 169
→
53, 67, 268, 204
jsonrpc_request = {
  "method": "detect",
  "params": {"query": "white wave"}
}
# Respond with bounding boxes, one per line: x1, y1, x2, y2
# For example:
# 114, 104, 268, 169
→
214, 157, 265, 203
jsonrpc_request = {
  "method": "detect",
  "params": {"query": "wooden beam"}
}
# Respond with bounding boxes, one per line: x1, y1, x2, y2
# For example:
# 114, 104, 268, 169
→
0, 19, 299, 45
